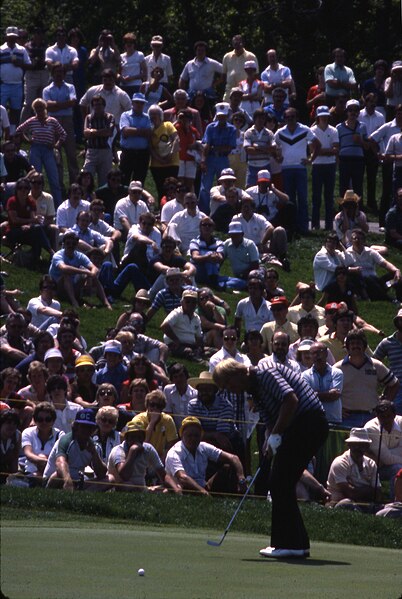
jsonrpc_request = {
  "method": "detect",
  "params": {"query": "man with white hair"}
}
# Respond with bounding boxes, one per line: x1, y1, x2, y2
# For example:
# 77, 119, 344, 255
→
164, 89, 202, 136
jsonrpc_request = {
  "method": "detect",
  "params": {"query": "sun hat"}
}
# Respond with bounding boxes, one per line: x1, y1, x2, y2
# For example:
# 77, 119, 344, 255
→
44, 348, 63, 361
179, 416, 202, 437
345, 428, 372, 444
181, 289, 198, 300
393, 308, 402, 326
103, 339, 122, 355
75, 355, 95, 369
187, 371, 218, 390
135, 289, 151, 303
218, 168, 236, 182
166, 267, 183, 279
339, 189, 360, 204
228, 222, 243, 234
75, 409, 97, 426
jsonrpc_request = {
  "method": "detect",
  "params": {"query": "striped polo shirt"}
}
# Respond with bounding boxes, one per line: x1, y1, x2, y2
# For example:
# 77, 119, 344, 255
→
373, 333, 402, 387
85, 112, 115, 149
187, 391, 236, 434
255, 363, 324, 427
16, 116, 66, 147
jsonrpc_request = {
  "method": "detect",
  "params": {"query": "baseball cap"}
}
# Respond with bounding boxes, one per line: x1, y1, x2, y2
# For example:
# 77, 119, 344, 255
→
103, 339, 122, 355
44, 348, 63, 361
270, 296, 289, 308
132, 92, 147, 103
394, 308, 402, 326
257, 169, 271, 183
325, 302, 339, 313
179, 416, 202, 437
346, 99, 360, 110
129, 180, 143, 191
151, 35, 163, 45
215, 102, 230, 116
166, 267, 183, 279
244, 60, 257, 70
182, 289, 198, 300
228, 222, 243, 234
121, 419, 147, 438
218, 168, 236, 182
75, 409, 97, 426
391, 60, 402, 73
316, 105, 330, 117
75, 355, 95, 369
6, 26, 19, 37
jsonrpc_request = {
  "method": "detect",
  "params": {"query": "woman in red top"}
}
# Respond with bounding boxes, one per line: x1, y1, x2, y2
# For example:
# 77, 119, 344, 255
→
175, 110, 201, 191
6, 178, 54, 261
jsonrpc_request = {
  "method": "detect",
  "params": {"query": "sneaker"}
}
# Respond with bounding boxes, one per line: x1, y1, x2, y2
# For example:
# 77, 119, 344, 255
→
259, 546, 309, 558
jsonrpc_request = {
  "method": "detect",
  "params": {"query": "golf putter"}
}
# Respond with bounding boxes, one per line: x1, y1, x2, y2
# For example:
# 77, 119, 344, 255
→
207, 466, 261, 547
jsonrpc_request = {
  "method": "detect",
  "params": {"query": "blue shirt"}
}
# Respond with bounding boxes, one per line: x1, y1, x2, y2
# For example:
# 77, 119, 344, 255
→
119, 110, 151, 150
49, 249, 91, 282
203, 121, 236, 154
337, 121, 367, 158
43, 81, 76, 117
302, 364, 343, 423
95, 363, 127, 398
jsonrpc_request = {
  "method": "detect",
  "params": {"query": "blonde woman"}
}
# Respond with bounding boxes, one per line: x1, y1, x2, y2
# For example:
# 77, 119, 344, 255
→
93, 406, 120, 462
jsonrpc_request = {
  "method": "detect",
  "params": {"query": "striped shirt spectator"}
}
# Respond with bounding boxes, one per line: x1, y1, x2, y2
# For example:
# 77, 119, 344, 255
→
85, 112, 115, 150
16, 115, 66, 147
188, 391, 236, 434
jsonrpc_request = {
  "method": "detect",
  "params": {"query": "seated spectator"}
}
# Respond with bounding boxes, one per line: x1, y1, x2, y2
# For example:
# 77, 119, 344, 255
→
160, 290, 204, 361
146, 268, 186, 321
92, 406, 120, 463
28, 171, 58, 251
131, 390, 178, 462
69, 355, 98, 408
334, 190, 369, 248
44, 408, 108, 490
16, 331, 54, 383
49, 231, 111, 310
234, 276, 273, 336
56, 183, 90, 233
94, 383, 118, 410
117, 378, 149, 421
77, 171, 97, 203
95, 340, 127, 399
374, 309, 402, 415
343, 228, 401, 302
262, 267, 285, 301
321, 266, 359, 312
223, 222, 260, 288
335, 329, 399, 428
165, 416, 247, 495
115, 330, 137, 366
44, 348, 65, 378
288, 315, 320, 360
26, 275, 62, 330
211, 186, 243, 233
196, 287, 227, 349
21, 401, 61, 479
288, 285, 325, 326
260, 296, 298, 354
385, 186, 402, 249
375, 468, 402, 519
313, 232, 345, 292
89, 199, 121, 247
168, 192, 207, 253
302, 342, 343, 424
120, 212, 161, 272
244, 330, 267, 366
209, 327, 250, 373
148, 236, 196, 299
259, 330, 300, 373
120, 354, 165, 405
0, 409, 21, 484
294, 338, 315, 372
95, 169, 128, 217
364, 401, 402, 500
164, 363, 197, 430
5, 177, 54, 262
113, 180, 150, 235
107, 419, 180, 493
209, 168, 248, 221
326, 427, 381, 511
18, 361, 49, 405
319, 307, 355, 362
46, 374, 80, 433
70, 210, 113, 255
55, 323, 81, 381
189, 217, 224, 286
2, 140, 34, 196
0, 312, 34, 368
160, 181, 187, 223
231, 195, 288, 260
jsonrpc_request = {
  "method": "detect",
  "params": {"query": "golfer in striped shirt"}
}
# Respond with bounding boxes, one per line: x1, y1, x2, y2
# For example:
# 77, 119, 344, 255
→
213, 359, 328, 559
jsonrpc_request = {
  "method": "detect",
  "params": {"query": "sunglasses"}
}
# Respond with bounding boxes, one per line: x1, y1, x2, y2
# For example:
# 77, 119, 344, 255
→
99, 389, 114, 396
223, 335, 237, 341
100, 417, 116, 425
36, 415, 53, 423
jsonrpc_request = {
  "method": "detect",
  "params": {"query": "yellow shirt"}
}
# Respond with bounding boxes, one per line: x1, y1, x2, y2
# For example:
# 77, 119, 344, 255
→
260, 320, 299, 354
150, 122, 179, 168
134, 412, 178, 457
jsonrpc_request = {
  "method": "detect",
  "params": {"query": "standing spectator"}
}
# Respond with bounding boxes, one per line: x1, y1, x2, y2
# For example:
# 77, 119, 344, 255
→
119, 32, 147, 97
385, 61, 402, 120
385, 187, 402, 249
384, 128, 402, 194
148, 104, 179, 201
222, 35, 259, 102
310, 105, 339, 230
164, 89, 203, 136
68, 28, 88, 143
275, 108, 319, 234
306, 67, 326, 123
361, 59, 388, 117
144, 35, 173, 86
179, 41, 222, 102
15, 98, 66, 207
238, 61, 263, 119
79, 69, 131, 129
119, 93, 152, 185
374, 309, 402, 415
243, 109, 275, 187
174, 110, 201, 192
42, 62, 79, 186
88, 30, 120, 84
337, 99, 368, 201
324, 48, 357, 106
82, 95, 115, 186
45, 26, 79, 84
261, 49, 294, 107
359, 93, 385, 212
0, 26, 31, 135
20, 27, 47, 123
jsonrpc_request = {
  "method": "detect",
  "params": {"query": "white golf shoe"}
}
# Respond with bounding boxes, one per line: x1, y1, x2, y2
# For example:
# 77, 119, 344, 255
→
259, 546, 310, 558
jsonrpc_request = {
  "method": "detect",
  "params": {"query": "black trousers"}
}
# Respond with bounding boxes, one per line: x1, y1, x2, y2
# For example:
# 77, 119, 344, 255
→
269, 411, 328, 550
120, 148, 150, 186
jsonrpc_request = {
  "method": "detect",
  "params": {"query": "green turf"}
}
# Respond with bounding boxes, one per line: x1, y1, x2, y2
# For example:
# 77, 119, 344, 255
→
1, 519, 401, 599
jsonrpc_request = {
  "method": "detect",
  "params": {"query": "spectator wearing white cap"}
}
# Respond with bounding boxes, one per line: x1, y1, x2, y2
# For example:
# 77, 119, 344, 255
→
113, 180, 150, 234
0, 26, 31, 134
310, 105, 339, 230
223, 221, 259, 284
145, 35, 173, 86
209, 167, 249, 218
198, 102, 236, 214
337, 99, 369, 201
238, 61, 263, 119
221, 35, 259, 102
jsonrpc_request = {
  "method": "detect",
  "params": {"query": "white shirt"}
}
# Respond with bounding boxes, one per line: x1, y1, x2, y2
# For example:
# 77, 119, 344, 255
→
121, 51, 145, 86
164, 383, 198, 429
311, 124, 339, 165
313, 246, 345, 291
231, 213, 270, 245
169, 208, 206, 252
358, 108, 385, 137
26, 294, 61, 327
275, 124, 316, 167
56, 199, 91, 229
327, 450, 379, 503
343, 245, 386, 278
0, 42, 31, 83
370, 118, 401, 153
21, 426, 62, 474
30, 191, 55, 219
209, 347, 250, 372
113, 197, 149, 230
123, 224, 161, 261
79, 85, 132, 123
235, 296, 273, 332
144, 52, 173, 83
45, 43, 78, 82
108, 441, 163, 487
364, 416, 402, 466
165, 440, 221, 487
162, 307, 202, 345
160, 199, 184, 223
53, 401, 81, 434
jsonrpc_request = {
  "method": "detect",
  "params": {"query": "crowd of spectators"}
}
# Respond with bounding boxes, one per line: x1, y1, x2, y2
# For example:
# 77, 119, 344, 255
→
0, 26, 401, 515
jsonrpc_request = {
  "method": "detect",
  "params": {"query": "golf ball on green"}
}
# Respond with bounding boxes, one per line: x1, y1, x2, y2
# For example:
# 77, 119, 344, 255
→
138, 568, 145, 576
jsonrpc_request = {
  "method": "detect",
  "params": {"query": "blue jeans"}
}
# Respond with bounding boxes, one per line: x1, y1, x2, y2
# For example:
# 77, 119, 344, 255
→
282, 167, 309, 233
311, 163, 336, 230
199, 155, 229, 214
246, 164, 266, 188
30, 143, 62, 207
99, 262, 150, 298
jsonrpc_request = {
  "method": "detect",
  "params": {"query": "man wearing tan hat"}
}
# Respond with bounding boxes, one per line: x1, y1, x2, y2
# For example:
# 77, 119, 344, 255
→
165, 415, 246, 495
326, 427, 381, 510
160, 289, 204, 360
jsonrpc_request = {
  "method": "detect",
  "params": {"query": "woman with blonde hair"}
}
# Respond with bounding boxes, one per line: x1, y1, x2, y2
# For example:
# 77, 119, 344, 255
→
93, 406, 120, 462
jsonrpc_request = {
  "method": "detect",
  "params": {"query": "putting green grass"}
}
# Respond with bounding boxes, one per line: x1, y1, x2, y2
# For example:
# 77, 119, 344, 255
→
1, 519, 401, 599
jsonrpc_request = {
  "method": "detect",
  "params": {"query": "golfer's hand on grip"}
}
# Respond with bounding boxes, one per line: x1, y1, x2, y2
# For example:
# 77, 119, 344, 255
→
265, 433, 282, 456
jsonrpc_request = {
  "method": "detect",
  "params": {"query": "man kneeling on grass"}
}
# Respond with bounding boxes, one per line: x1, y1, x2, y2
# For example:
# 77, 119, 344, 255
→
107, 420, 181, 493
165, 416, 247, 496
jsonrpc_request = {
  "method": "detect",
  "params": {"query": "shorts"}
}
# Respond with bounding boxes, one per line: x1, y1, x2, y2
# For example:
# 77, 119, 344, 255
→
0, 82, 23, 110
178, 160, 197, 179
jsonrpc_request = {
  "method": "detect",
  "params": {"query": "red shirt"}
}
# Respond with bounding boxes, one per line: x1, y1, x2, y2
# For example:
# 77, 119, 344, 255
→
174, 121, 200, 161
5, 195, 36, 233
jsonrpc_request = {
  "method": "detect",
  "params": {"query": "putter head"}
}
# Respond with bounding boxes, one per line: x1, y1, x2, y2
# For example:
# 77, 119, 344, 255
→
207, 539, 223, 547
